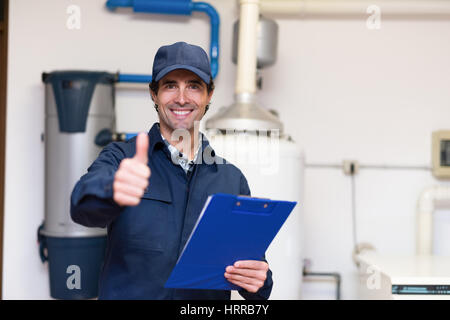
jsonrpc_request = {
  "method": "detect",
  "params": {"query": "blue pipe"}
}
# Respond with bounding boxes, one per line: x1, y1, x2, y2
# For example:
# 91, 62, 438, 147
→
105, 0, 132, 8
132, 0, 193, 15
192, 2, 219, 79
125, 133, 138, 140
106, 0, 220, 83
118, 74, 152, 83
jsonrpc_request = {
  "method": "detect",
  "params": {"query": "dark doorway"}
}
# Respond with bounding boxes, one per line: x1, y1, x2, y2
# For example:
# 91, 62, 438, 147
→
0, 0, 8, 300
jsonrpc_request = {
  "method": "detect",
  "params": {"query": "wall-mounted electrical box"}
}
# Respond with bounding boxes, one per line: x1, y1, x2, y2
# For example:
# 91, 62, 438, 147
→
432, 130, 450, 179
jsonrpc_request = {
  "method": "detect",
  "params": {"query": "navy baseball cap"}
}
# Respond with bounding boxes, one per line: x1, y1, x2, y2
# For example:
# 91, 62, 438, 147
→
152, 42, 212, 85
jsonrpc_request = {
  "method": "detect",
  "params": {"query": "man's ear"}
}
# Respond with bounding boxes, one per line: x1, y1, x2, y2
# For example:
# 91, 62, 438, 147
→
149, 86, 156, 102
149, 86, 159, 112
207, 89, 214, 100
204, 102, 210, 115
204, 89, 214, 115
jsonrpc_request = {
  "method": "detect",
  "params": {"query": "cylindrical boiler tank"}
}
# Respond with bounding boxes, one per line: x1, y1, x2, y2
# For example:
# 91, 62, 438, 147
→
39, 71, 115, 299
207, 130, 304, 299
42, 71, 115, 238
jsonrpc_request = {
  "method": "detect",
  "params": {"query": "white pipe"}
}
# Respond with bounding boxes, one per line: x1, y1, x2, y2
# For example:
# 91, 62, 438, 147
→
417, 186, 450, 255
235, 0, 259, 96
260, 0, 450, 16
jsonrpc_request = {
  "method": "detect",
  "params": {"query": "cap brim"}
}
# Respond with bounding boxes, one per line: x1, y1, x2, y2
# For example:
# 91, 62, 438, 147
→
154, 64, 210, 85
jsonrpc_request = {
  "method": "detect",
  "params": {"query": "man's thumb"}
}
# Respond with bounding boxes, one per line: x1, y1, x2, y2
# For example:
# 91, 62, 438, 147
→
134, 132, 149, 164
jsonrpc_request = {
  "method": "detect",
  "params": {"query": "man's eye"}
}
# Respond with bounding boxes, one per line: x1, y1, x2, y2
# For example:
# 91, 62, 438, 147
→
165, 84, 176, 89
189, 84, 200, 90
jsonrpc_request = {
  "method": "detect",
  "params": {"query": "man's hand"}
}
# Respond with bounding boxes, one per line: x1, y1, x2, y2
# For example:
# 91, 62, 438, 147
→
113, 132, 151, 206
224, 260, 269, 293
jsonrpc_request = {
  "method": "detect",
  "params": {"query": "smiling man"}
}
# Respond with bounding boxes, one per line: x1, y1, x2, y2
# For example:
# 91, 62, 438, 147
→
70, 42, 273, 300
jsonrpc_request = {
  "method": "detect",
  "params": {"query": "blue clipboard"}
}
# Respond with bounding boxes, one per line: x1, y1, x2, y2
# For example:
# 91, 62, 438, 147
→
164, 193, 297, 290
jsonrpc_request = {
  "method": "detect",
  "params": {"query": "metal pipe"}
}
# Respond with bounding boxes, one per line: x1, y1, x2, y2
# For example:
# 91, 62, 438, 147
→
105, 0, 132, 9
235, 0, 259, 96
305, 162, 431, 171
117, 74, 152, 83
302, 260, 342, 300
192, 2, 220, 79
106, 0, 220, 83
417, 186, 450, 255
260, 0, 450, 16
106, 0, 192, 14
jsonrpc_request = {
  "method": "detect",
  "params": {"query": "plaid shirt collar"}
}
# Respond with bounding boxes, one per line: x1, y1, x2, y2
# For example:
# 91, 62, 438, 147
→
159, 127, 202, 174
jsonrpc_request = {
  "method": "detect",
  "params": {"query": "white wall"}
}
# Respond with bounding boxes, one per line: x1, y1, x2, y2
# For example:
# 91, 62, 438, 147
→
4, 0, 450, 299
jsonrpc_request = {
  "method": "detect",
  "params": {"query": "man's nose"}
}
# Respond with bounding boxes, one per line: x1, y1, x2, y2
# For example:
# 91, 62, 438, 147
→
174, 87, 188, 105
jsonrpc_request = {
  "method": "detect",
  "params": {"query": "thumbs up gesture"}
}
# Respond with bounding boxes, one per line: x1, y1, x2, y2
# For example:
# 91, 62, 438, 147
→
113, 133, 151, 207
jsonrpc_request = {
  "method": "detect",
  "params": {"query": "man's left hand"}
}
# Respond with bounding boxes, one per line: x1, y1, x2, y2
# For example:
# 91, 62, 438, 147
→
224, 260, 269, 293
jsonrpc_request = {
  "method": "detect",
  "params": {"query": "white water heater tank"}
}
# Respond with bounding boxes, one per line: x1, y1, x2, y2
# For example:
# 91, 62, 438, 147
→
206, 130, 304, 299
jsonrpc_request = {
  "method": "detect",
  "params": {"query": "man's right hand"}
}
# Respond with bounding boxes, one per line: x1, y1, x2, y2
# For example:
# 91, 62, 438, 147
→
113, 132, 151, 207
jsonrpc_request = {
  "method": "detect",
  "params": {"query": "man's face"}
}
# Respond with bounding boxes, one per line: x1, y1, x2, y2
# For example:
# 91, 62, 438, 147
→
151, 69, 213, 134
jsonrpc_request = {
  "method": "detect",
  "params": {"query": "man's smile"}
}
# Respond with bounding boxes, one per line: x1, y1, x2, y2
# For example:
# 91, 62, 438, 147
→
169, 107, 194, 120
